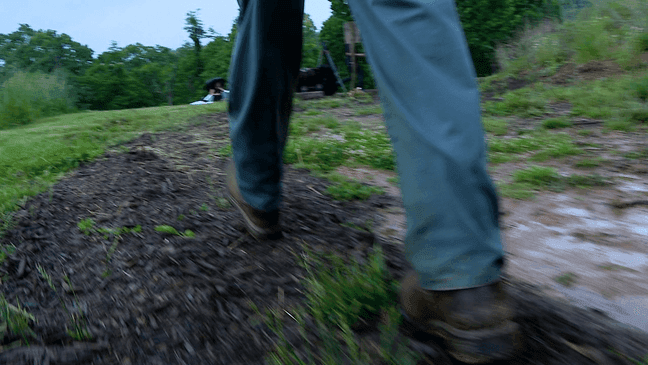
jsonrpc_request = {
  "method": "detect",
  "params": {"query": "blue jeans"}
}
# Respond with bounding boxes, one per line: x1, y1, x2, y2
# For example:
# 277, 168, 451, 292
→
228, 0, 504, 290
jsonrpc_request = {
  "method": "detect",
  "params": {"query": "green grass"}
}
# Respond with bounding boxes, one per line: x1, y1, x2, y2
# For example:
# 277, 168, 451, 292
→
482, 87, 546, 118
354, 106, 383, 116
482, 117, 510, 135
0, 294, 36, 343
499, 166, 610, 199
541, 117, 572, 129
262, 245, 418, 365
0, 103, 226, 216
623, 148, 648, 160
488, 131, 582, 161
325, 181, 384, 201
575, 157, 603, 168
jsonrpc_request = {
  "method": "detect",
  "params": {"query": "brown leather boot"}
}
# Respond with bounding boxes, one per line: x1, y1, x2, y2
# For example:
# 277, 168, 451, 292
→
400, 271, 521, 363
225, 161, 282, 240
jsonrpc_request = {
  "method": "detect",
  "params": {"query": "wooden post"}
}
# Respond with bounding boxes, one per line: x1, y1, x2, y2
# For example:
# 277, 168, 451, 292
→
344, 22, 362, 91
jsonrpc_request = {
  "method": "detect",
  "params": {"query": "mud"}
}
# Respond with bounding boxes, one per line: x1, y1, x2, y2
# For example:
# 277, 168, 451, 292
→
1, 112, 648, 364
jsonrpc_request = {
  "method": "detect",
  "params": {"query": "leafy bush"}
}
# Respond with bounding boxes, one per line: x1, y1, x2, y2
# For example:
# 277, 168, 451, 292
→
0, 71, 76, 129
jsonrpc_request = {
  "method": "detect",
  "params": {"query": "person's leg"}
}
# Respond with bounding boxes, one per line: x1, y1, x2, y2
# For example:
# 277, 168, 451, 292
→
347, 1, 518, 361
228, 0, 304, 213
347, 0, 502, 291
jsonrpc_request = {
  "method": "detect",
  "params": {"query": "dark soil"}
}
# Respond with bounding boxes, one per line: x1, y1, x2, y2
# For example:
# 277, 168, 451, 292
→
1, 114, 647, 365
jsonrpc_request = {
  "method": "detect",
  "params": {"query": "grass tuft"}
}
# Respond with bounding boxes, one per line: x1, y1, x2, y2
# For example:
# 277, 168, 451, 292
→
263, 245, 419, 365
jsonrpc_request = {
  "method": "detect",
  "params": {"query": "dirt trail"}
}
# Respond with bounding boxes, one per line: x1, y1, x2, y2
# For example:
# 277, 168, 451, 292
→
1, 113, 647, 364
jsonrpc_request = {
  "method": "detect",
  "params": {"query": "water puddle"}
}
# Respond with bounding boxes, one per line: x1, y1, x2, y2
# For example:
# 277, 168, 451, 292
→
552, 285, 648, 333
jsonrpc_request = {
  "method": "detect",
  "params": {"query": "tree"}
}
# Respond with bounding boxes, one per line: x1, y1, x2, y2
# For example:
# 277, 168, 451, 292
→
0, 24, 93, 77
184, 10, 206, 79
301, 14, 321, 68
322, 0, 560, 77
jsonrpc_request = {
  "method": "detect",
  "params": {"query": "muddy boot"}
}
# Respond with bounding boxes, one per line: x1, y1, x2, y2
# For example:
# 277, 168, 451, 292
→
225, 162, 282, 240
400, 271, 521, 363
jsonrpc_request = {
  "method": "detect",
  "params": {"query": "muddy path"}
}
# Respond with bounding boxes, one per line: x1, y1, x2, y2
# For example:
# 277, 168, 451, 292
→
1, 113, 647, 364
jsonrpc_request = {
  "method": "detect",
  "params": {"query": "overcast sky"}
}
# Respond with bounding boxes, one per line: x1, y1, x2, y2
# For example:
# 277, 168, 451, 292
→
0, 0, 333, 57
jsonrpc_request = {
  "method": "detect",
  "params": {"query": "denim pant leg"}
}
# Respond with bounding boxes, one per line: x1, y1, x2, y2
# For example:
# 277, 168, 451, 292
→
348, 0, 504, 290
228, 0, 304, 212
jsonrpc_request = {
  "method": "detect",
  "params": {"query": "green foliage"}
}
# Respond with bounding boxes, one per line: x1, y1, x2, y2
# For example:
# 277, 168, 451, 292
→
456, 0, 561, 76
302, 14, 322, 68
0, 70, 77, 128
495, 0, 648, 73
0, 24, 93, 77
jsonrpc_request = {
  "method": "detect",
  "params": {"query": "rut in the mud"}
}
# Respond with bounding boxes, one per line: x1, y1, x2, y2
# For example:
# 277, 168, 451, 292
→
1, 116, 647, 365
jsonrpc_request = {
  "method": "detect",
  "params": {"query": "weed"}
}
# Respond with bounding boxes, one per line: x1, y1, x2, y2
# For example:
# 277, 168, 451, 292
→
200, 203, 209, 211
154, 225, 194, 238
177, 214, 185, 221
578, 129, 594, 136
0, 211, 16, 239
77, 218, 96, 235
0, 244, 16, 266
0, 294, 36, 343
555, 272, 578, 287
541, 117, 572, 129
264, 245, 418, 364
63, 276, 92, 341
215, 197, 231, 209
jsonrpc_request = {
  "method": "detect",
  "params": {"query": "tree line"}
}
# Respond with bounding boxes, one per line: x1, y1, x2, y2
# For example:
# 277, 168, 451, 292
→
1, 0, 567, 124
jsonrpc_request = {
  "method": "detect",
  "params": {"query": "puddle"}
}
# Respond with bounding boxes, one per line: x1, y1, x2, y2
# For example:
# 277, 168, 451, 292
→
617, 181, 648, 193
556, 207, 590, 217
552, 285, 648, 333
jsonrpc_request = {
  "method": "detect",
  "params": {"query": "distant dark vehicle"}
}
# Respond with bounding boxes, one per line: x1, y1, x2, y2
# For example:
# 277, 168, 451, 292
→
297, 65, 338, 96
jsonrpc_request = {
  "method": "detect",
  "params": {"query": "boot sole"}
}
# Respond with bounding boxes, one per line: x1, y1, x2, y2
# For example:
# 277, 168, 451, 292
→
400, 310, 522, 364
226, 194, 282, 241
